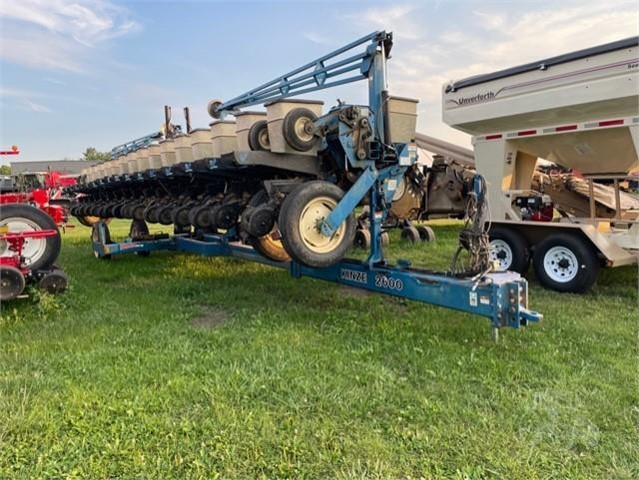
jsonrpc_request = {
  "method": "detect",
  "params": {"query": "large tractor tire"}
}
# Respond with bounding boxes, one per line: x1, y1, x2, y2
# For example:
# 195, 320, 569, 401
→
278, 181, 355, 268
0, 204, 61, 271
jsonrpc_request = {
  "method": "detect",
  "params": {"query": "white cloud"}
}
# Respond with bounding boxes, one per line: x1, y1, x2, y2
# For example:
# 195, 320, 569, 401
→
24, 99, 52, 113
340, 4, 421, 40
376, 1, 639, 147
304, 32, 333, 46
0, 0, 140, 72
0, 87, 52, 113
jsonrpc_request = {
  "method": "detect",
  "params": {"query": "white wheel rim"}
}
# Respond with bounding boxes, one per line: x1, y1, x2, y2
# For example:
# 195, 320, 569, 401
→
392, 178, 407, 202
489, 239, 513, 271
0, 217, 47, 266
259, 129, 270, 149
298, 196, 345, 254
543, 246, 579, 283
294, 117, 314, 143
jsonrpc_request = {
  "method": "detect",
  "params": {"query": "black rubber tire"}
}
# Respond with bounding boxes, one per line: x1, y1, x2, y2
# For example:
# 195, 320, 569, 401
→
157, 206, 174, 226
189, 205, 212, 229
0, 204, 61, 271
354, 228, 371, 249
532, 233, 599, 293
172, 205, 192, 227
248, 120, 270, 151
131, 204, 145, 221
278, 181, 356, 268
0, 265, 26, 301
38, 269, 68, 295
282, 107, 318, 152
400, 226, 420, 244
417, 225, 436, 242
489, 227, 530, 274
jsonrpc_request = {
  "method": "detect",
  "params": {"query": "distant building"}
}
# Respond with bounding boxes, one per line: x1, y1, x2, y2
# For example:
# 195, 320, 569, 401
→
10, 160, 97, 175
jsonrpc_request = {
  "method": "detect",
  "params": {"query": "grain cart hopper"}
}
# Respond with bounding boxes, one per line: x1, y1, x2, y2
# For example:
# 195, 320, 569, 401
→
443, 36, 639, 293
79, 31, 542, 338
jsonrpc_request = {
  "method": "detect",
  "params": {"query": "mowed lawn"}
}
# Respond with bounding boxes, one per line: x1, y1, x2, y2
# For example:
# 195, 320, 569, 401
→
1, 219, 637, 479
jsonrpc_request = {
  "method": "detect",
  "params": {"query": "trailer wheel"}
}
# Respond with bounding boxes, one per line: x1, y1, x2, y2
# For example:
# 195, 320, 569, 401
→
248, 120, 270, 151
532, 233, 599, 293
400, 226, 420, 243
279, 181, 355, 268
0, 204, 61, 271
283, 108, 318, 152
354, 228, 371, 249
489, 228, 530, 274
417, 225, 436, 242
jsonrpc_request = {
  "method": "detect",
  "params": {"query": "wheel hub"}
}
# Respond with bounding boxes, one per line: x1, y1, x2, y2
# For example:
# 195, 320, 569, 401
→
298, 196, 345, 254
543, 246, 579, 283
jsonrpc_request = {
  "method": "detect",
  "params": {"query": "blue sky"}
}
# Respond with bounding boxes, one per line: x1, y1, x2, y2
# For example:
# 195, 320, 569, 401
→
0, 0, 637, 164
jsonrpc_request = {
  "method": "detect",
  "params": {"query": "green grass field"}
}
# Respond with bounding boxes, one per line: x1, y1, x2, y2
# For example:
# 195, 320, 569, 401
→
1, 220, 637, 479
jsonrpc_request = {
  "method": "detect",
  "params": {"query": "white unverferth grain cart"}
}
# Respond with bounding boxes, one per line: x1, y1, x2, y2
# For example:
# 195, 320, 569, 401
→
443, 37, 639, 292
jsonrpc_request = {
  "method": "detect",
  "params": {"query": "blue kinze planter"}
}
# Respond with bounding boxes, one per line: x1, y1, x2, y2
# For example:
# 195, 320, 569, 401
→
81, 30, 543, 338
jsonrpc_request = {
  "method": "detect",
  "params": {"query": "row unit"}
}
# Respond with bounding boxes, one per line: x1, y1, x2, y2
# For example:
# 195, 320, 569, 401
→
83, 96, 419, 182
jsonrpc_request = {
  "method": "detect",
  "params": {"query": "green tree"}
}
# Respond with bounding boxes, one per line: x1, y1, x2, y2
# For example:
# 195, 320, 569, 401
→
0, 165, 10, 176
82, 147, 111, 163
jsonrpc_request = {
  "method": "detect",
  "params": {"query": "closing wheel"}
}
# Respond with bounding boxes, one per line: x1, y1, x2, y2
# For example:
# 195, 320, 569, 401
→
172, 205, 192, 227
279, 181, 356, 268
77, 215, 103, 227
489, 227, 530, 274
400, 226, 420, 244
354, 228, 371, 249
157, 206, 174, 225
0, 266, 26, 301
417, 225, 436, 242
252, 231, 290, 262
246, 190, 289, 262
248, 120, 270, 151
282, 107, 318, 152
532, 233, 599, 293
144, 205, 161, 224
0, 204, 61, 271
38, 269, 68, 295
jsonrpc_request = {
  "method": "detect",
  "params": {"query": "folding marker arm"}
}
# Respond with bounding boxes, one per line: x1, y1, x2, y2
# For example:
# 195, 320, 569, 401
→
215, 31, 392, 115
